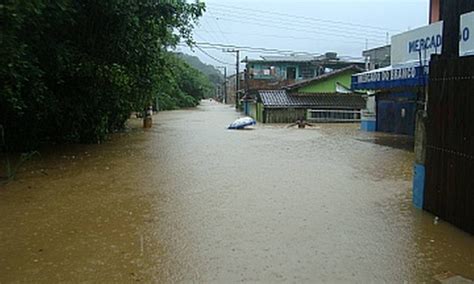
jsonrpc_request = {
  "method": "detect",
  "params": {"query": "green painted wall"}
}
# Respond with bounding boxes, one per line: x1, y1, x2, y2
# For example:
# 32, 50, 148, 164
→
248, 102, 264, 122
298, 70, 354, 93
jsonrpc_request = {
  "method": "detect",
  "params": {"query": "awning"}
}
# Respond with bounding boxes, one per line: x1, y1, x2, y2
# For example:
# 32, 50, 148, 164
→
351, 64, 429, 90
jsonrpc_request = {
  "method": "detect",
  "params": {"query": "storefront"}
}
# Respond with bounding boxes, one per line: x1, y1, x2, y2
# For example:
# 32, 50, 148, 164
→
352, 21, 447, 136
352, 64, 428, 136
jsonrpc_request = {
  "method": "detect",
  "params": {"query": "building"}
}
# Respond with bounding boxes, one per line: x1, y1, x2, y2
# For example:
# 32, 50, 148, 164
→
243, 53, 365, 92
284, 65, 363, 93
243, 65, 366, 123
256, 90, 366, 124
351, 22, 444, 136
362, 45, 391, 70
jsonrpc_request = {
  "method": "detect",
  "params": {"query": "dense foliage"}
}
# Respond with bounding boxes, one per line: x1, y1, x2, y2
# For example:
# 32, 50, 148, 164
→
175, 52, 224, 87
1, 0, 209, 150
156, 53, 214, 110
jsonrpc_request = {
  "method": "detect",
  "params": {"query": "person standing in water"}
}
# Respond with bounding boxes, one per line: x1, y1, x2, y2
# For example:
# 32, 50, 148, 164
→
287, 117, 313, 128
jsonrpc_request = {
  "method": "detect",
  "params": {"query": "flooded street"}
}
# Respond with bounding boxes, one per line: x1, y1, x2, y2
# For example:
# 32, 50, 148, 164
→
1, 100, 473, 283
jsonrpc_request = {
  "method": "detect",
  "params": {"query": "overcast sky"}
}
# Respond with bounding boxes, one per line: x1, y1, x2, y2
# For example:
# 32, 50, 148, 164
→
176, 0, 429, 74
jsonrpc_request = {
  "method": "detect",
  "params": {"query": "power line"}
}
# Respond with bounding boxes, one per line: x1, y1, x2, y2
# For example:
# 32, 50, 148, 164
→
179, 41, 365, 72
196, 28, 380, 48
184, 44, 234, 65
202, 12, 387, 45
206, 13, 231, 44
200, 16, 222, 44
208, 2, 401, 33
193, 41, 364, 60
207, 9, 389, 41
195, 41, 323, 56
186, 43, 290, 56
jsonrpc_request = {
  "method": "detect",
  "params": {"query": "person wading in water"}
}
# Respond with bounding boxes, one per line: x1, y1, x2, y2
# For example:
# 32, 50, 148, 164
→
287, 117, 313, 129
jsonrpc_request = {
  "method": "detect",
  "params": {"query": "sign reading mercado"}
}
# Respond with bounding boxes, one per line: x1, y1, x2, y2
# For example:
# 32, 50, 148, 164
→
391, 21, 443, 65
391, 17, 473, 65
353, 16, 473, 90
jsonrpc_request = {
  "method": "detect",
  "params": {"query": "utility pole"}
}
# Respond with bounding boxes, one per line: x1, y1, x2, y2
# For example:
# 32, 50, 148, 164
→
217, 66, 227, 104
224, 49, 240, 109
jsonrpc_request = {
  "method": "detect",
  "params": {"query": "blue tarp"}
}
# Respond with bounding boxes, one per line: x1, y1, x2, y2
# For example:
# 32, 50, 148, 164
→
228, 117, 256, 129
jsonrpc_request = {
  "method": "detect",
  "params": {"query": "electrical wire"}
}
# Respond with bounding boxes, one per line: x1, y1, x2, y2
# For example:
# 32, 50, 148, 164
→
207, 10, 388, 41
206, 13, 232, 44
201, 12, 387, 45
192, 44, 234, 65
195, 41, 323, 56
207, 3, 401, 33
196, 28, 382, 48
182, 41, 364, 63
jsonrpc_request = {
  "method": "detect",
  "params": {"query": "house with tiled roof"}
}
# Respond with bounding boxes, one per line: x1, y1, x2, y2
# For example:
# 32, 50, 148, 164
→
243, 66, 366, 123
283, 65, 364, 93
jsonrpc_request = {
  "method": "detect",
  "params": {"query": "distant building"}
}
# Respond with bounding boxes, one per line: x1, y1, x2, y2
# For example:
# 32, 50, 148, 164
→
242, 53, 365, 92
362, 45, 391, 70
243, 66, 366, 124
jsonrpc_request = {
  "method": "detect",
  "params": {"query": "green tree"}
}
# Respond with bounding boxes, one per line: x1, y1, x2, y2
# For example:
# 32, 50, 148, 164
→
1, 0, 206, 150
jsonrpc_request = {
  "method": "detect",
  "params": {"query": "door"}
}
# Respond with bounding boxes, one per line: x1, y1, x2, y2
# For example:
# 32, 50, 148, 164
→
286, 67, 296, 80
377, 99, 416, 135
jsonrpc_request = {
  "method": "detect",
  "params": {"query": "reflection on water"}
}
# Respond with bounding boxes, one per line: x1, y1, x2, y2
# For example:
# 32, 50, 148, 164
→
1, 101, 473, 282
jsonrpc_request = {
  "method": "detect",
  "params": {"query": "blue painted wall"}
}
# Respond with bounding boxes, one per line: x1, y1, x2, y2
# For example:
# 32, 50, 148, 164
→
413, 164, 425, 209
376, 92, 416, 136
361, 119, 376, 131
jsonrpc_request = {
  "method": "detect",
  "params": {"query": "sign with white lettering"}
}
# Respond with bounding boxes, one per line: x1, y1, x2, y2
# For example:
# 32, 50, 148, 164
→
351, 66, 429, 90
460, 11, 474, 57
391, 17, 473, 64
391, 21, 443, 65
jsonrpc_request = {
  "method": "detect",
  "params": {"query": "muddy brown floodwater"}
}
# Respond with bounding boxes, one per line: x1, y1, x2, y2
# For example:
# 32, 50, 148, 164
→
1, 100, 473, 283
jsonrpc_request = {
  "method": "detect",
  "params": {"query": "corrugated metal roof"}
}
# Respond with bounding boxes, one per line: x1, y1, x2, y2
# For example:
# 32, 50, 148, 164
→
259, 90, 366, 109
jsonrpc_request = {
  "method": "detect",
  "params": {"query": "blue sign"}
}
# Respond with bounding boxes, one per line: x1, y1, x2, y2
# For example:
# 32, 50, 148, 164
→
351, 66, 429, 90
